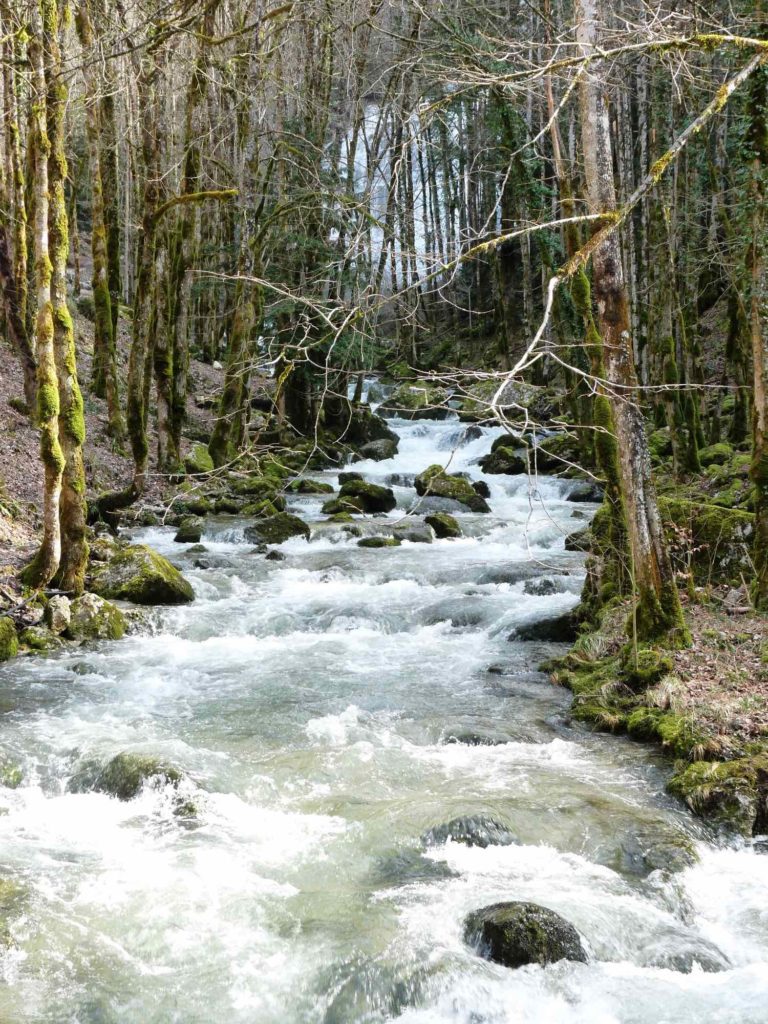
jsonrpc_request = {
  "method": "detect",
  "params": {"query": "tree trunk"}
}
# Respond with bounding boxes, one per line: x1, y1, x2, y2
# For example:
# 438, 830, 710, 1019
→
47, 1, 88, 593
575, 0, 686, 643
76, 0, 124, 440
748, 34, 768, 608
22, 0, 65, 589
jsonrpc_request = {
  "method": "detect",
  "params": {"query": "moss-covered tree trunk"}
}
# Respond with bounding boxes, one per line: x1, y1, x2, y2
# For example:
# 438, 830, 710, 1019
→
168, 0, 219, 460
576, 0, 686, 643
47, 0, 88, 593
75, 0, 124, 441
208, 20, 264, 468
748, 33, 768, 609
22, 0, 65, 589
0, 17, 36, 411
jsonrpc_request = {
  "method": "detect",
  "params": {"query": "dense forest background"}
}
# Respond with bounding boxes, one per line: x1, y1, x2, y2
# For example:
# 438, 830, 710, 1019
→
0, 0, 767, 640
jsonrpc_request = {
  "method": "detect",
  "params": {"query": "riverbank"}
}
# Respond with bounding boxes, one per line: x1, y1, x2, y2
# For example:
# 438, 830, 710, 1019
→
548, 598, 768, 837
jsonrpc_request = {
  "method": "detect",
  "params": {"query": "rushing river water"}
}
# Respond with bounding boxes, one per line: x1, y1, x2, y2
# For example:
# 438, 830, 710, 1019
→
0, 411, 767, 1023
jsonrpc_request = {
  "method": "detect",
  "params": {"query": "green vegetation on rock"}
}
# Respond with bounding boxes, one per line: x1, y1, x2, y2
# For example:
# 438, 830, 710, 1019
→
68, 751, 183, 801
424, 512, 462, 538
243, 513, 311, 544
415, 465, 490, 512
91, 545, 195, 605
0, 618, 18, 662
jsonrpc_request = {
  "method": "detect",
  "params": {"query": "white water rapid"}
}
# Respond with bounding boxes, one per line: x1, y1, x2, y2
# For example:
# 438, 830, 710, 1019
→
0, 410, 766, 1023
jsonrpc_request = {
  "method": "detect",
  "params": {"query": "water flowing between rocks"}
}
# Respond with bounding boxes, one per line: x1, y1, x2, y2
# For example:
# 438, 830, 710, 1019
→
0, 409, 766, 1023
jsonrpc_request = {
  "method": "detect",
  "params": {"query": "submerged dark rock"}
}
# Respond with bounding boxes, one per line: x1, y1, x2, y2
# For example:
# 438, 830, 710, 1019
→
522, 578, 561, 597
68, 752, 183, 800
566, 481, 604, 503
513, 611, 578, 643
463, 901, 587, 968
422, 815, 517, 849
371, 849, 459, 888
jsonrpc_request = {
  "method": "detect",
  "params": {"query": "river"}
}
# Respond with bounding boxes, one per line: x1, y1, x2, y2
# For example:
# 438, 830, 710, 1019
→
0, 410, 766, 1023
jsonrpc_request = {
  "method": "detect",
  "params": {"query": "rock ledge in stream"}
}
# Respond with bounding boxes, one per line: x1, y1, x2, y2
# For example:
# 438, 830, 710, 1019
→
92, 545, 195, 605
464, 901, 588, 969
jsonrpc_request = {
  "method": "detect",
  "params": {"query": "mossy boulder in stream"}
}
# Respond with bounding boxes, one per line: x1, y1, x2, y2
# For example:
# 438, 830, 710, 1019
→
68, 594, 127, 641
241, 497, 286, 518
357, 536, 401, 549
68, 752, 183, 801
230, 475, 281, 500
479, 443, 528, 476
92, 545, 195, 605
287, 478, 334, 495
464, 902, 588, 968
244, 513, 310, 545
415, 466, 490, 513
0, 618, 18, 662
425, 512, 462, 538
174, 517, 204, 543
324, 480, 396, 514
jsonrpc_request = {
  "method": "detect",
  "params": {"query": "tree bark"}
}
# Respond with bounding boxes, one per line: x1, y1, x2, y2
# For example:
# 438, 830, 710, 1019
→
575, 0, 686, 643
22, 0, 65, 589
48, 0, 88, 593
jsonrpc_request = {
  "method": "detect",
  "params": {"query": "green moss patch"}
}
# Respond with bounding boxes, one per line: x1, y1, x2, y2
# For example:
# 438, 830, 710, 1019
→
92, 545, 195, 605
0, 618, 18, 662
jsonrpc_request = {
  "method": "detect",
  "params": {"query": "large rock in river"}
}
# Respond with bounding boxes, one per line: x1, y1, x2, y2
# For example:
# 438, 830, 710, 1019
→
323, 480, 397, 514
513, 610, 578, 643
91, 544, 195, 605
357, 438, 399, 461
464, 901, 588, 968
68, 593, 126, 641
425, 513, 462, 538
244, 513, 311, 545
415, 465, 490, 513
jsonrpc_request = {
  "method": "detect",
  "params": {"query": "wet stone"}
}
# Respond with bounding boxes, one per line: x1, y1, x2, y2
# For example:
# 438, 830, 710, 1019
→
464, 901, 588, 969
422, 815, 518, 849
